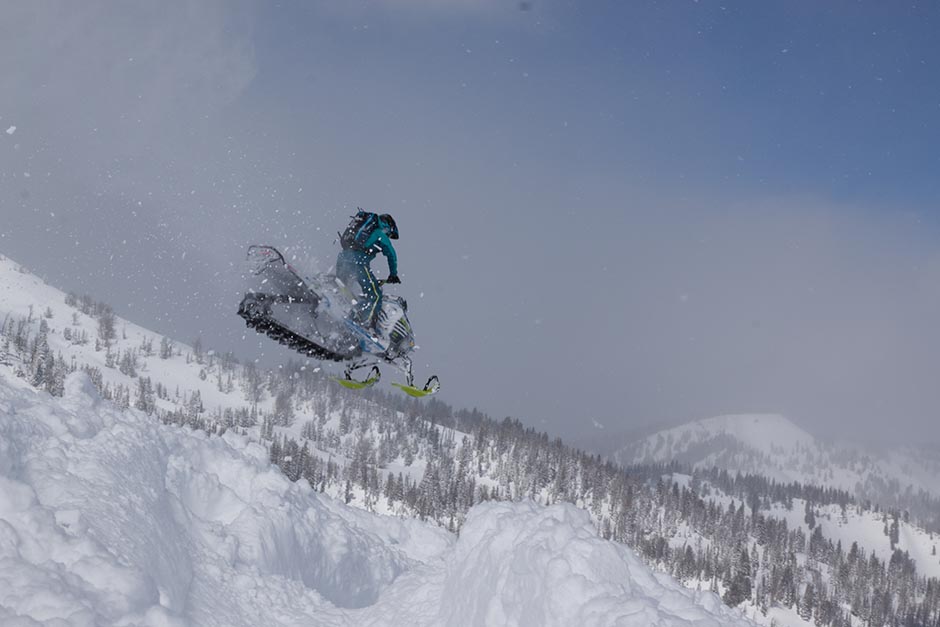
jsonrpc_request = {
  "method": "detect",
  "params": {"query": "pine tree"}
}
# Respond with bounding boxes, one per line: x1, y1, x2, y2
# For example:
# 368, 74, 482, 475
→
722, 546, 752, 607
192, 336, 204, 364
274, 389, 294, 427
243, 361, 264, 404
269, 437, 282, 465
781, 562, 796, 608
159, 336, 173, 359
29, 320, 50, 388
119, 349, 138, 377
799, 583, 815, 621
97, 307, 116, 346
45, 353, 67, 396
737, 547, 752, 601
115, 384, 130, 409
186, 390, 204, 419
296, 443, 310, 484
135, 377, 156, 414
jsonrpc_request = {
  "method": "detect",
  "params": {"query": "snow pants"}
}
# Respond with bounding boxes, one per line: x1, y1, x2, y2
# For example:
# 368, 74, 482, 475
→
336, 249, 383, 327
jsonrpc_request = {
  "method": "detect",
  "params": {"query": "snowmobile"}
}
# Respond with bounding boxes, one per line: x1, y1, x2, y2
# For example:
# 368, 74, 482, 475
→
236, 245, 439, 397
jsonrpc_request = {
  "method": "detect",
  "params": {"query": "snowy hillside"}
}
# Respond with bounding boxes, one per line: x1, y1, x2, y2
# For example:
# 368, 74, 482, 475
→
613, 413, 940, 524
0, 367, 756, 626
758, 498, 940, 581
6, 252, 940, 626
0, 252, 270, 419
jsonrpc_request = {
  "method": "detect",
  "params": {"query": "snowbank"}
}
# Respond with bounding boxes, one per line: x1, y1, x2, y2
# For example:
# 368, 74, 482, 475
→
0, 370, 430, 626
0, 369, 754, 626
438, 500, 750, 627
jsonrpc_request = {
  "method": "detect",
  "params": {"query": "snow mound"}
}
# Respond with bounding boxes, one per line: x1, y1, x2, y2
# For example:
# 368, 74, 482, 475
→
0, 368, 755, 626
440, 500, 752, 627
0, 370, 428, 626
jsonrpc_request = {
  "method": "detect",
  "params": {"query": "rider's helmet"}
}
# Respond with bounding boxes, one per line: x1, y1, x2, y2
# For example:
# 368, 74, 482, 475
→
379, 214, 399, 239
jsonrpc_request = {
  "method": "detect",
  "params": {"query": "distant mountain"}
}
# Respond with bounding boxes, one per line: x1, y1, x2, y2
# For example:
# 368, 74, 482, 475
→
612, 413, 940, 525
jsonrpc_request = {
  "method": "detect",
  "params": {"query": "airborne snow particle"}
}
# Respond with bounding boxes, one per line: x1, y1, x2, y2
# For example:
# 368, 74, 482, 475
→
5, 126, 15, 135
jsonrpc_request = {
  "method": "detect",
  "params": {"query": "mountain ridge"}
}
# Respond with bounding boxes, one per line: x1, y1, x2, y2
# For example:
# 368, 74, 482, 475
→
613, 411, 940, 526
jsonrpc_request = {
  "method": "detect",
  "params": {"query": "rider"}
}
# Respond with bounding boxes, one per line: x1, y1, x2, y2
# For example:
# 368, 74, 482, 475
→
336, 209, 400, 333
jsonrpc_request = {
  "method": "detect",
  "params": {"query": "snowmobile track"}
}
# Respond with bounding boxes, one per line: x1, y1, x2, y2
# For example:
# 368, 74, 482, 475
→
237, 296, 354, 362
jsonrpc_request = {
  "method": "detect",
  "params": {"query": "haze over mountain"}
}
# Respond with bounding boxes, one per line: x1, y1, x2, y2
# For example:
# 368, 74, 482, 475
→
613, 413, 940, 528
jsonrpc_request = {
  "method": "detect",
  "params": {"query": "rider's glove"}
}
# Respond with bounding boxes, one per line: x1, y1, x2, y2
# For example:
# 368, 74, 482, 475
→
386, 274, 401, 284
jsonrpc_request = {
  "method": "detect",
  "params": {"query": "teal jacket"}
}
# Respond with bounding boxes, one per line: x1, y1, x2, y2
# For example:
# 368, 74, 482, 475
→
351, 224, 398, 276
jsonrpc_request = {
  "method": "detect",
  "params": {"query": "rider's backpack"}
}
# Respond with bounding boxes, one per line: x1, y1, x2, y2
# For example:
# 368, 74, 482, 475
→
340, 210, 380, 251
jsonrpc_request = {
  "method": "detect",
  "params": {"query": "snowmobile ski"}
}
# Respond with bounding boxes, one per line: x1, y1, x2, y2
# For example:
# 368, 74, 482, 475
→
334, 365, 381, 390
392, 376, 440, 398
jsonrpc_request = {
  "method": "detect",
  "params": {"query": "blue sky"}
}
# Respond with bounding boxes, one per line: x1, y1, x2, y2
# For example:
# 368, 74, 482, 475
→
3, 1, 940, 446
242, 1, 940, 202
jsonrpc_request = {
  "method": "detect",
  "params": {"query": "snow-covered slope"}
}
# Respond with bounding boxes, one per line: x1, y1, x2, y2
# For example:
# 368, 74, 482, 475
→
0, 252, 263, 417
614, 413, 940, 508
0, 367, 756, 626
11, 250, 938, 627
763, 498, 940, 581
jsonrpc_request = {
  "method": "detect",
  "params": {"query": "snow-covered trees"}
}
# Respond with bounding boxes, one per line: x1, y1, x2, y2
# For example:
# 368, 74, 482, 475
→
135, 377, 156, 414
4, 285, 940, 627
159, 336, 173, 359
28, 319, 51, 388
242, 361, 264, 404
0, 315, 69, 395
273, 389, 294, 426
97, 306, 116, 346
